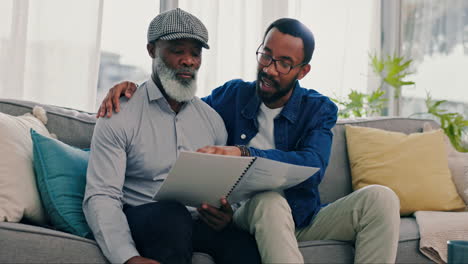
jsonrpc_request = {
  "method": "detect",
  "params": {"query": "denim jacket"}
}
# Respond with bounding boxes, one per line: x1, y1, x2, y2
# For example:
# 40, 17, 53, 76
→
203, 79, 338, 228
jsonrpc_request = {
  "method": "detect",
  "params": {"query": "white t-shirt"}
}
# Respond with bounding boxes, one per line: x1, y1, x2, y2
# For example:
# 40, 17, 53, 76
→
247, 103, 283, 150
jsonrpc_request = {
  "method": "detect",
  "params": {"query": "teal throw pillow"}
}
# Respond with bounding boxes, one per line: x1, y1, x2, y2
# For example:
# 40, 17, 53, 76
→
31, 129, 93, 239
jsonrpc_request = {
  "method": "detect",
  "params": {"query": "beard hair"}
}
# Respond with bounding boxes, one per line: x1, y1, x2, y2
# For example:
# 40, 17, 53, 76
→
152, 56, 198, 102
256, 70, 295, 104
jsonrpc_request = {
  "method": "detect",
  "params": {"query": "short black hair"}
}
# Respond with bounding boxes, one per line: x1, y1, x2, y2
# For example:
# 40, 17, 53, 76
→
263, 18, 315, 64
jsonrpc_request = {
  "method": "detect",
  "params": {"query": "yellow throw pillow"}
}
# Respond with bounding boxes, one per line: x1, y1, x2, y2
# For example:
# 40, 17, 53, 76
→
345, 125, 465, 215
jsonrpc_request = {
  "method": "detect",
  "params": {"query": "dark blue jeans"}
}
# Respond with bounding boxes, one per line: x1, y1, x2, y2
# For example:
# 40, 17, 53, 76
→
123, 201, 260, 264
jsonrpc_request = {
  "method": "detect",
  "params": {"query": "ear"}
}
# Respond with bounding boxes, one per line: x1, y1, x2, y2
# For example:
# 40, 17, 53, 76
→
147, 43, 156, 58
297, 64, 311, 80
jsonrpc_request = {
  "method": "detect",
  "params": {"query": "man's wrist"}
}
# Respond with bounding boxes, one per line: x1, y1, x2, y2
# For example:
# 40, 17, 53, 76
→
236, 145, 251, 156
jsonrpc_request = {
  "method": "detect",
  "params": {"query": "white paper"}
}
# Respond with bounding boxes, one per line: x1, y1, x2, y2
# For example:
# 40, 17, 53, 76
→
153, 151, 319, 207
227, 157, 320, 203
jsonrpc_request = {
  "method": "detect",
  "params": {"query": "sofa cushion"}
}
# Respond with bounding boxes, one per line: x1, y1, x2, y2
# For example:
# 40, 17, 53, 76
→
0, 222, 107, 263
0, 222, 216, 264
0, 110, 51, 224
345, 125, 465, 215
31, 130, 93, 238
0, 99, 96, 149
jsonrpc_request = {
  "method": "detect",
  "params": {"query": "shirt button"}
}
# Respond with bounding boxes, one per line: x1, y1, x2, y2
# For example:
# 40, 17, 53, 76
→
241, 134, 246, 139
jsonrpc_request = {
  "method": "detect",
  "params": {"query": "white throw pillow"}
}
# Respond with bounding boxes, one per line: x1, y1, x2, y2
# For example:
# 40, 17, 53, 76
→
0, 107, 51, 224
424, 123, 468, 206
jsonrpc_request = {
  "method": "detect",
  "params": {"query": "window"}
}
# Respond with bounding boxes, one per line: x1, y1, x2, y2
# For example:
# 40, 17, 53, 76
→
292, 0, 379, 99
1, 0, 103, 112
399, 0, 468, 118
97, 0, 159, 108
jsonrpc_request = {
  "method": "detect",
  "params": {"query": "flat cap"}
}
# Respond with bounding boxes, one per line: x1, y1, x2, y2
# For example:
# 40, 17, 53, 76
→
147, 8, 209, 49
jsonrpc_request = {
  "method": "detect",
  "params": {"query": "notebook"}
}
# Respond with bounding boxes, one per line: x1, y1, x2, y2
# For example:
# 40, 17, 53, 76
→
153, 151, 320, 207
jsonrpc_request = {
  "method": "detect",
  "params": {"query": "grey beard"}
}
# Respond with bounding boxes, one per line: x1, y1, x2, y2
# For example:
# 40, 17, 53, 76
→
152, 56, 198, 102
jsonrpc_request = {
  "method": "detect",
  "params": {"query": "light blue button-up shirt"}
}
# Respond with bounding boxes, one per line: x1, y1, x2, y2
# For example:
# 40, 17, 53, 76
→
83, 79, 227, 264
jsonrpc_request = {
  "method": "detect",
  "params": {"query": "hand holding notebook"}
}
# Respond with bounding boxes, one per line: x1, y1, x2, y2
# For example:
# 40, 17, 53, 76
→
153, 151, 319, 207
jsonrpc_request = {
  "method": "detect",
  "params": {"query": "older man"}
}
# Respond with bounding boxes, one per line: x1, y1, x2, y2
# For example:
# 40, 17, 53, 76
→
83, 8, 260, 264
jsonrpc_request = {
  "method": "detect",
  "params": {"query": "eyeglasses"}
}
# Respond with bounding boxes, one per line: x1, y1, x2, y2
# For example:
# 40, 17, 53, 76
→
256, 45, 306, 75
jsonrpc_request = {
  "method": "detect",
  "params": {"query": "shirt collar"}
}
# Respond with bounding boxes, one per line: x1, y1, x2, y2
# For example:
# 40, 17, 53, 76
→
242, 80, 303, 123
146, 78, 164, 102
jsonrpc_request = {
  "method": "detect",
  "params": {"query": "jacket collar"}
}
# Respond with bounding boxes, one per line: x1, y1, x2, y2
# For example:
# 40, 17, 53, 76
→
280, 81, 302, 123
242, 81, 303, 123
241, 83, 261, 120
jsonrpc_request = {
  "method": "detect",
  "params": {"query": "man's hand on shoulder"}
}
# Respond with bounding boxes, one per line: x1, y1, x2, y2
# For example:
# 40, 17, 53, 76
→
198, 198, 234, 232
196, 146, 241, 156
97, 81, 138, 118
125, 256, 161, 264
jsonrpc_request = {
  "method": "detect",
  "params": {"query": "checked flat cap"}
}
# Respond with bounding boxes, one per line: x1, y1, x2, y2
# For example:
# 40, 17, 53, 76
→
147, 8, 209, 49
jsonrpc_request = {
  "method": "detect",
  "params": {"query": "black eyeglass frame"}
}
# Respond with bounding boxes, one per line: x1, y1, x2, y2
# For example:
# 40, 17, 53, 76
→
255, 44, 306, 75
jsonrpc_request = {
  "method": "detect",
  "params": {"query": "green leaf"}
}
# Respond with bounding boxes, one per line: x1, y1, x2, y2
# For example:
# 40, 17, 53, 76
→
374, 54, 415, 100
368, 89, 386, 103
370, 53, 384, 74
424, 96, 468, 152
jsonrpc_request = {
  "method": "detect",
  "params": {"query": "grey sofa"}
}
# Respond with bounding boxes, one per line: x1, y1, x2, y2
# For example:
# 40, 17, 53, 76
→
0, 98, 435, 263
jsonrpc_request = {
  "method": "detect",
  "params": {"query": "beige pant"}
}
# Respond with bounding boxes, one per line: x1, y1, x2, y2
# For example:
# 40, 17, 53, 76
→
233, 185, 400, 264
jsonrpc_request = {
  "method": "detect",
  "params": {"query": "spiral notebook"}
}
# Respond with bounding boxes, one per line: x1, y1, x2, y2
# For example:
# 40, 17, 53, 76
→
153, 151, 319, 207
